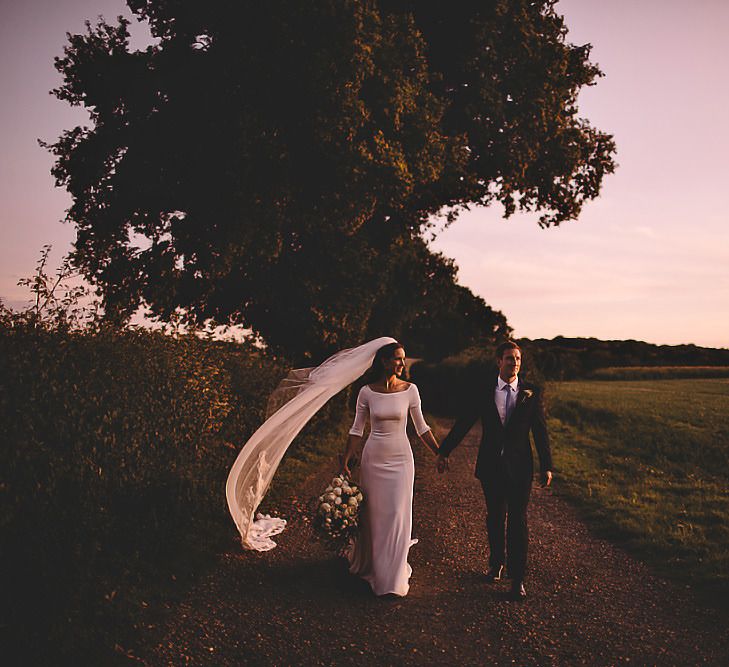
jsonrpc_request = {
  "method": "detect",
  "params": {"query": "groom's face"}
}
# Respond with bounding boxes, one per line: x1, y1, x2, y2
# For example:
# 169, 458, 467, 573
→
497, 348, 521, 381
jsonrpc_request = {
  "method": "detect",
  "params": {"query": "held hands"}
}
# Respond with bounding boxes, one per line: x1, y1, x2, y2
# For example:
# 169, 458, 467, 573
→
436, 454, 449, 474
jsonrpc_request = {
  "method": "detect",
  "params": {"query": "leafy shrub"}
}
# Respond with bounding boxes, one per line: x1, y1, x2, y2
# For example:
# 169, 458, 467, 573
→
0, 321, 346, 660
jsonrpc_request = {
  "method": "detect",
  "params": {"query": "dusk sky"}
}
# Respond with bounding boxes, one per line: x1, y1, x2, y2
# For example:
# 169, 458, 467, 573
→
2, 1, 728, 348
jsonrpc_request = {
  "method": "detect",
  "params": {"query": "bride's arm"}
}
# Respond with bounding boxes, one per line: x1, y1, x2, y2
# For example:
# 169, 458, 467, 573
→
341, 434, 363, 477
418, 428, 440, 457
408, 384, 439, 456
342, 387, 368, 476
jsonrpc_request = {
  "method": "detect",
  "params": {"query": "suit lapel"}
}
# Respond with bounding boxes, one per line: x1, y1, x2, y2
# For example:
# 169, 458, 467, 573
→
508, 381, 531, 425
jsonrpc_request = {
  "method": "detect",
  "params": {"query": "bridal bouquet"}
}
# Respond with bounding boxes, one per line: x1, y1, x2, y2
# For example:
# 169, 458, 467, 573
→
314, 474, 364, 547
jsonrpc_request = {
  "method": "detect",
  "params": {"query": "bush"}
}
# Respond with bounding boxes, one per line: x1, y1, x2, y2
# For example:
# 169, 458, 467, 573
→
0, 322, 346, 661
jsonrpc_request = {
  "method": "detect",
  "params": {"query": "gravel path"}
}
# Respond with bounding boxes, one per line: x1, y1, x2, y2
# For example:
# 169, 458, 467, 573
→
141, 420, 729, 666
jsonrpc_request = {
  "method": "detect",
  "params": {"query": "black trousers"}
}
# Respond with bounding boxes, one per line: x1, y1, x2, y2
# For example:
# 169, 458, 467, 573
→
480, 473, 532, 582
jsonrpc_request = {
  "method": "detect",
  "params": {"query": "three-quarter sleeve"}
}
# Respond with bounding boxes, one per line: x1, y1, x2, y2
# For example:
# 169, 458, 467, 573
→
408, 384, 431, 436
348, 386, 369, 436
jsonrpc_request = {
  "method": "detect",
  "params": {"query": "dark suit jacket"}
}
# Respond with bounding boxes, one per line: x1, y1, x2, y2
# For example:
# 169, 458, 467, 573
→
439, 376, 552, 485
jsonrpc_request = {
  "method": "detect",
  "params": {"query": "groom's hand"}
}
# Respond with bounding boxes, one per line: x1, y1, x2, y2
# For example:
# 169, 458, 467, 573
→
436, 454, 449, 474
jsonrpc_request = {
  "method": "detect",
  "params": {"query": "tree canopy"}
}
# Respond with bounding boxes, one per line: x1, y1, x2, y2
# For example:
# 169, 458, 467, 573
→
49, 0, 615, 360
365, 236, 511, 360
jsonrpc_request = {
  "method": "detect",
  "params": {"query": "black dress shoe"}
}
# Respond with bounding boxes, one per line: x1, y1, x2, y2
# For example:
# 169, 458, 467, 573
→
485, 565, 504, 582
510, 581, 526, 600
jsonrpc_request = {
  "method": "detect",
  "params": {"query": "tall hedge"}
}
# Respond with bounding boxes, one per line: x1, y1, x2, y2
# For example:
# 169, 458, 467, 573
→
0, 324, 345, 661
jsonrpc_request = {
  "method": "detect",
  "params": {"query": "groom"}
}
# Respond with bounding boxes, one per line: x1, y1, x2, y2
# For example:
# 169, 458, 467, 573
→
436, 341, 552, 600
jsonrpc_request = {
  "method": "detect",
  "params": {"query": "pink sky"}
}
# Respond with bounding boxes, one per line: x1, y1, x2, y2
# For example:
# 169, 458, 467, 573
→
2, 1, 728, 348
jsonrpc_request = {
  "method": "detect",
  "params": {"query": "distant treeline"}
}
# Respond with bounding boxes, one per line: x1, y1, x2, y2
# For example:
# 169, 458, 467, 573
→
411, 336, 729, 415
520, 337, 729, 380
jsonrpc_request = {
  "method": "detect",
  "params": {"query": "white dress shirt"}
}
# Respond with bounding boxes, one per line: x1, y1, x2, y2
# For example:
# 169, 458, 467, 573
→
495, 375, 518, 425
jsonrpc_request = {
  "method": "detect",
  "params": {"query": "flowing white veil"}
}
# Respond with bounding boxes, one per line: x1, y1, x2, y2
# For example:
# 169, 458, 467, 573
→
225, 336, 397, 551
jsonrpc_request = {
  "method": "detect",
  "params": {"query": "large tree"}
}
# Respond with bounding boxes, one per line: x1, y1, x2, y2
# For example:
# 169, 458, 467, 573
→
365, 237, 511, 359
48, 0, 615, 360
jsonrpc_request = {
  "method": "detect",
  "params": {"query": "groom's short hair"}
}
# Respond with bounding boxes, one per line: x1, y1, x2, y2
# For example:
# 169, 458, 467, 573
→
495, 340, 521, 359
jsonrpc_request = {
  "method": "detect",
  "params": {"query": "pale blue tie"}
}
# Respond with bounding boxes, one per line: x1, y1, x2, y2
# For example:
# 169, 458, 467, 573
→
503, 384, 513, 424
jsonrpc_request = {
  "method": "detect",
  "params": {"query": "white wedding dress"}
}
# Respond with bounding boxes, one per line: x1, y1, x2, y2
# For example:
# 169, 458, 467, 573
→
346, 383, 431, 596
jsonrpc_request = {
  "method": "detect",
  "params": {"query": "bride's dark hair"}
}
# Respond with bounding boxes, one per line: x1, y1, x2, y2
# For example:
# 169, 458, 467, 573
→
360, 341, 405, 385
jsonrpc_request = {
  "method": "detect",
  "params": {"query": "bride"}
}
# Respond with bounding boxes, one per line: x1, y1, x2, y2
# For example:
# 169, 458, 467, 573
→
225, 336, 438, 587
342, 341, 440, 597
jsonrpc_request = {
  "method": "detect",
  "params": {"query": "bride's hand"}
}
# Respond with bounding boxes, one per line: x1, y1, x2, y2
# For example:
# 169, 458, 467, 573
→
338, 453, 352, 478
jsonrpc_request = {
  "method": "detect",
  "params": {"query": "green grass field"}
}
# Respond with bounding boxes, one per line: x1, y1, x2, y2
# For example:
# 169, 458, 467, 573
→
588, 366, 729, 380
548, 377, 729, 604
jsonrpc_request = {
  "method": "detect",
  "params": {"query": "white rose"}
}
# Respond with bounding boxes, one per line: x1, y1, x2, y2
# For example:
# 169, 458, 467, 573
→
326, 493, 336, 502
320, 502, 331, 512
348, 497, 358, 507
325, 485, 333, 492
334, 497, 342, 505
349, 486, 358, 494
333, 487, 342, 496
356, 493, 363, 502
332, 478, 343, 487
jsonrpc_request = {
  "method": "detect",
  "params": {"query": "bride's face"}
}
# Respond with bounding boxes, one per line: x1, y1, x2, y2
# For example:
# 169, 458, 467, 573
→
383, 347, 406, 378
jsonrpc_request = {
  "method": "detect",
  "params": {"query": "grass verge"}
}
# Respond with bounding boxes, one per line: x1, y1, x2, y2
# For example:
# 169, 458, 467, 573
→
548, 378, 729, 607
587, 366, 729, 380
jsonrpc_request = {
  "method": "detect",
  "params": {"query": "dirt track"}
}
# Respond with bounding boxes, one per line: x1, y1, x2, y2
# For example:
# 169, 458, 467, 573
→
142, 420, 729, 666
